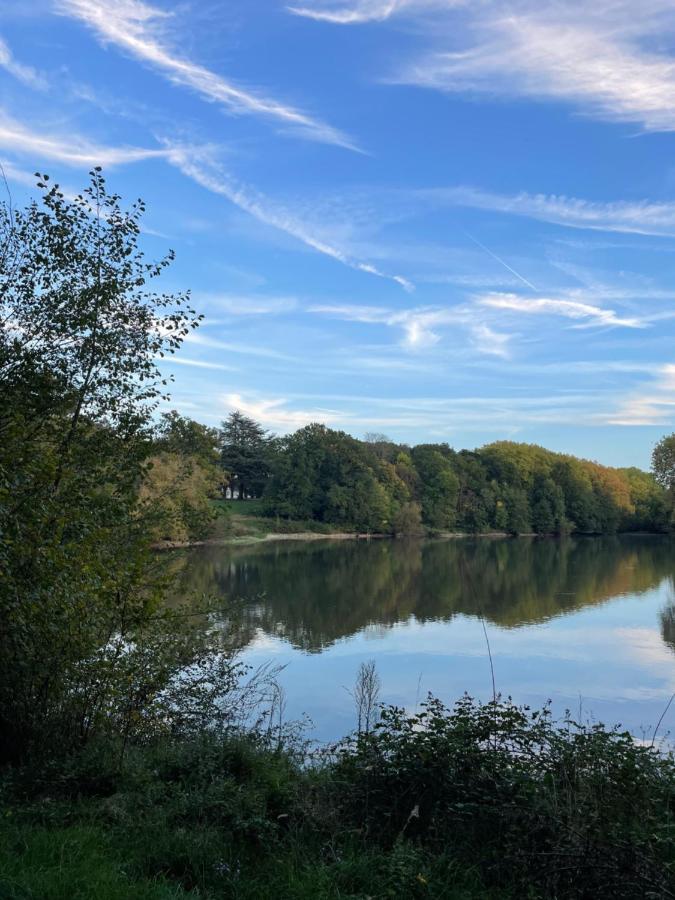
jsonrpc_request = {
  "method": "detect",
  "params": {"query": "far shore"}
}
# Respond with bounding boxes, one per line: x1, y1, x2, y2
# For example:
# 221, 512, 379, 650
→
152, 529, 538, 551
152, 528, 671, 551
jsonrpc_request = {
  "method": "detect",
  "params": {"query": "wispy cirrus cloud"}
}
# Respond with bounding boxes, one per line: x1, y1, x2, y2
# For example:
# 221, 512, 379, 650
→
196, 294, 298, 316
309, 302, 512, 356
398, 11, 675, 133
0, 36, 45, 88
606, 364, 675, 425
223, 392, 341, 430
469, 323, 511, 358
310, 302, 449, 348
0, 118, 413, 291
57, 0, 357, 149
219, 388, 620, 435
425, 185, 675, 238
294, 1, 675, 134
162, 356, 238, 372
185, 330, 299, 363
0, 111, 169, 167
288, 1, 405, 23
477, 292, 645, 329
287, 0, 456, 24
169, 149, 413, 290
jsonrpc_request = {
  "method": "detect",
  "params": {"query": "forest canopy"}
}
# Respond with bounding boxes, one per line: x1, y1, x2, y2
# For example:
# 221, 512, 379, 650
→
218, 414, 671, 536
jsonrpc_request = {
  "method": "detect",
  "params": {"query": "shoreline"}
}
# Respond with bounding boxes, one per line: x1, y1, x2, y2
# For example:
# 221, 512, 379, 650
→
152, 531, 393, 551
152, 528, 670, 552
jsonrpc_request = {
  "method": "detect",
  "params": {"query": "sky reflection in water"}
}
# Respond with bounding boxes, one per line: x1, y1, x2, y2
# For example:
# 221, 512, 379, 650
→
171, 535, 675, 743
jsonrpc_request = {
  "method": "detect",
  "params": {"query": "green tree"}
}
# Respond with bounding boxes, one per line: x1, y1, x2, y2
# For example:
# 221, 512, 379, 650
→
411, 445, 459, 530
504, 486, 532, 534
219, 410, 271, 499
157, 410, 220, 464
652, 435, 675, 529
264, 424, 398, 531
620, 467, 670, 532
0, 170, 203, 763
531, 475, 566, 534
551, 459, 596, 532
652, 434, 675, 490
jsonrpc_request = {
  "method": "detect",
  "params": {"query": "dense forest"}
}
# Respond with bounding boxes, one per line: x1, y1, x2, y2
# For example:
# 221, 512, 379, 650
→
215, 412, 672, 536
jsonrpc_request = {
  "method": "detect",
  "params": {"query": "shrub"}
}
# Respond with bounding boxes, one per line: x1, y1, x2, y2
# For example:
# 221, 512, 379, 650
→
332, 695, 675, 898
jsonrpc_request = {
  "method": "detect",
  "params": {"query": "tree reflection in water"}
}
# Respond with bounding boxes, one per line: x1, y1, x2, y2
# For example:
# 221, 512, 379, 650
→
165, 535, 675, 654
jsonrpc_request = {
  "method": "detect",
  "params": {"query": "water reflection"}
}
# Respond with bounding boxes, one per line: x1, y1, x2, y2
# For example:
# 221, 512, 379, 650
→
165, 535, 675, 741
169, 536, 675, 653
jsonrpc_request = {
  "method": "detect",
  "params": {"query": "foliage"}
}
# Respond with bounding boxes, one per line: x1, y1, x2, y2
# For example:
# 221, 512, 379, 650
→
333, 695, 675, 898
0, 171, 204, 764
263, 424, 407, 532
391, 500, 424, 535
410, 444, 459, 530
2, 699, 674, 899
652, 433, 675, 491
260, 425, 669, 535
652, 434, 675, 530
142, 413, 223, 542
157, 410, 220, 465
219, 411, 272, 500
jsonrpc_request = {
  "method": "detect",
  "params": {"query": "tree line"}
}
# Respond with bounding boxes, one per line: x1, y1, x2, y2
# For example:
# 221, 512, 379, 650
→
216, 412, 673, 536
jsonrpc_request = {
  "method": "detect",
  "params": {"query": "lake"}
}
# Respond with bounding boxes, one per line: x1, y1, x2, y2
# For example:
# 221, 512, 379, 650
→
170, 534, 675, 743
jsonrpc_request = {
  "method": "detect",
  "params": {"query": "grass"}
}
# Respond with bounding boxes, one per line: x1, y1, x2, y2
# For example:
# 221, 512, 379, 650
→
0, 734, 491, 899
2, 698, 674, 899
0, 824, 192, 899
209, 499, 345, 542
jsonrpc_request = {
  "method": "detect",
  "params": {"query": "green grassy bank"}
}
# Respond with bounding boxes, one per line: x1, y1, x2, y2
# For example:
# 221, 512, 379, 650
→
2, 697, 674, 900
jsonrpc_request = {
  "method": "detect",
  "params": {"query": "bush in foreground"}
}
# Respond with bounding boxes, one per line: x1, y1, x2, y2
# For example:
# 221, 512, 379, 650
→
1, 697, 674, 899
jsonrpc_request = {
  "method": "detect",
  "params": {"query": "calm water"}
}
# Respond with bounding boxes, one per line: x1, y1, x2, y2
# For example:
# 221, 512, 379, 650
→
169, 535, 675, 743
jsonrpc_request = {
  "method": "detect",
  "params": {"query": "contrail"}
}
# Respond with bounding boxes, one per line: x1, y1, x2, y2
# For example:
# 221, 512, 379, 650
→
462, 230, 538, 292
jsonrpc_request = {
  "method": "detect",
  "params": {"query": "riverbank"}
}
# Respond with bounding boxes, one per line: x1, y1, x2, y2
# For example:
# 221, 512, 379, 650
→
153, 501, 671, 551
2, 697, 673, 900
153, 530, 391, 550
153, 499, 394, 549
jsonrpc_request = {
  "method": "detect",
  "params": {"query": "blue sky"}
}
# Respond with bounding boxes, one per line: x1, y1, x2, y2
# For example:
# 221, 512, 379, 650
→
2, 0, 675, 467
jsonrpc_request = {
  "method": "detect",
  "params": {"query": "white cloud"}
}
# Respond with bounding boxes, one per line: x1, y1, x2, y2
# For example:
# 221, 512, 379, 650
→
169, 149, 413, 290
57, 0, 357, 149
468, 323, 511, 358
185, 331, 298, 362
477, 292, 645, 329
0, 36, 45, 88
0, 129, 410, 291
399, 12, 675, 133
310, 303, 447, 348
296, 0, 675, 134
287, 0, 453, 24
223, 392, 340, 430
606, 364, 675, 426
309, 302, 512, 354
288, 1, 403, 23
162, 356, 238, 372
423, 185, 675, 238
216, 388, 621, 434
0, 111, 169, 167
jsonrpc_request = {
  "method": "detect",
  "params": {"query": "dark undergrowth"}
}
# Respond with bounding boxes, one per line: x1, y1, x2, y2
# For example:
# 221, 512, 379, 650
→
1, 697, 674, 899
